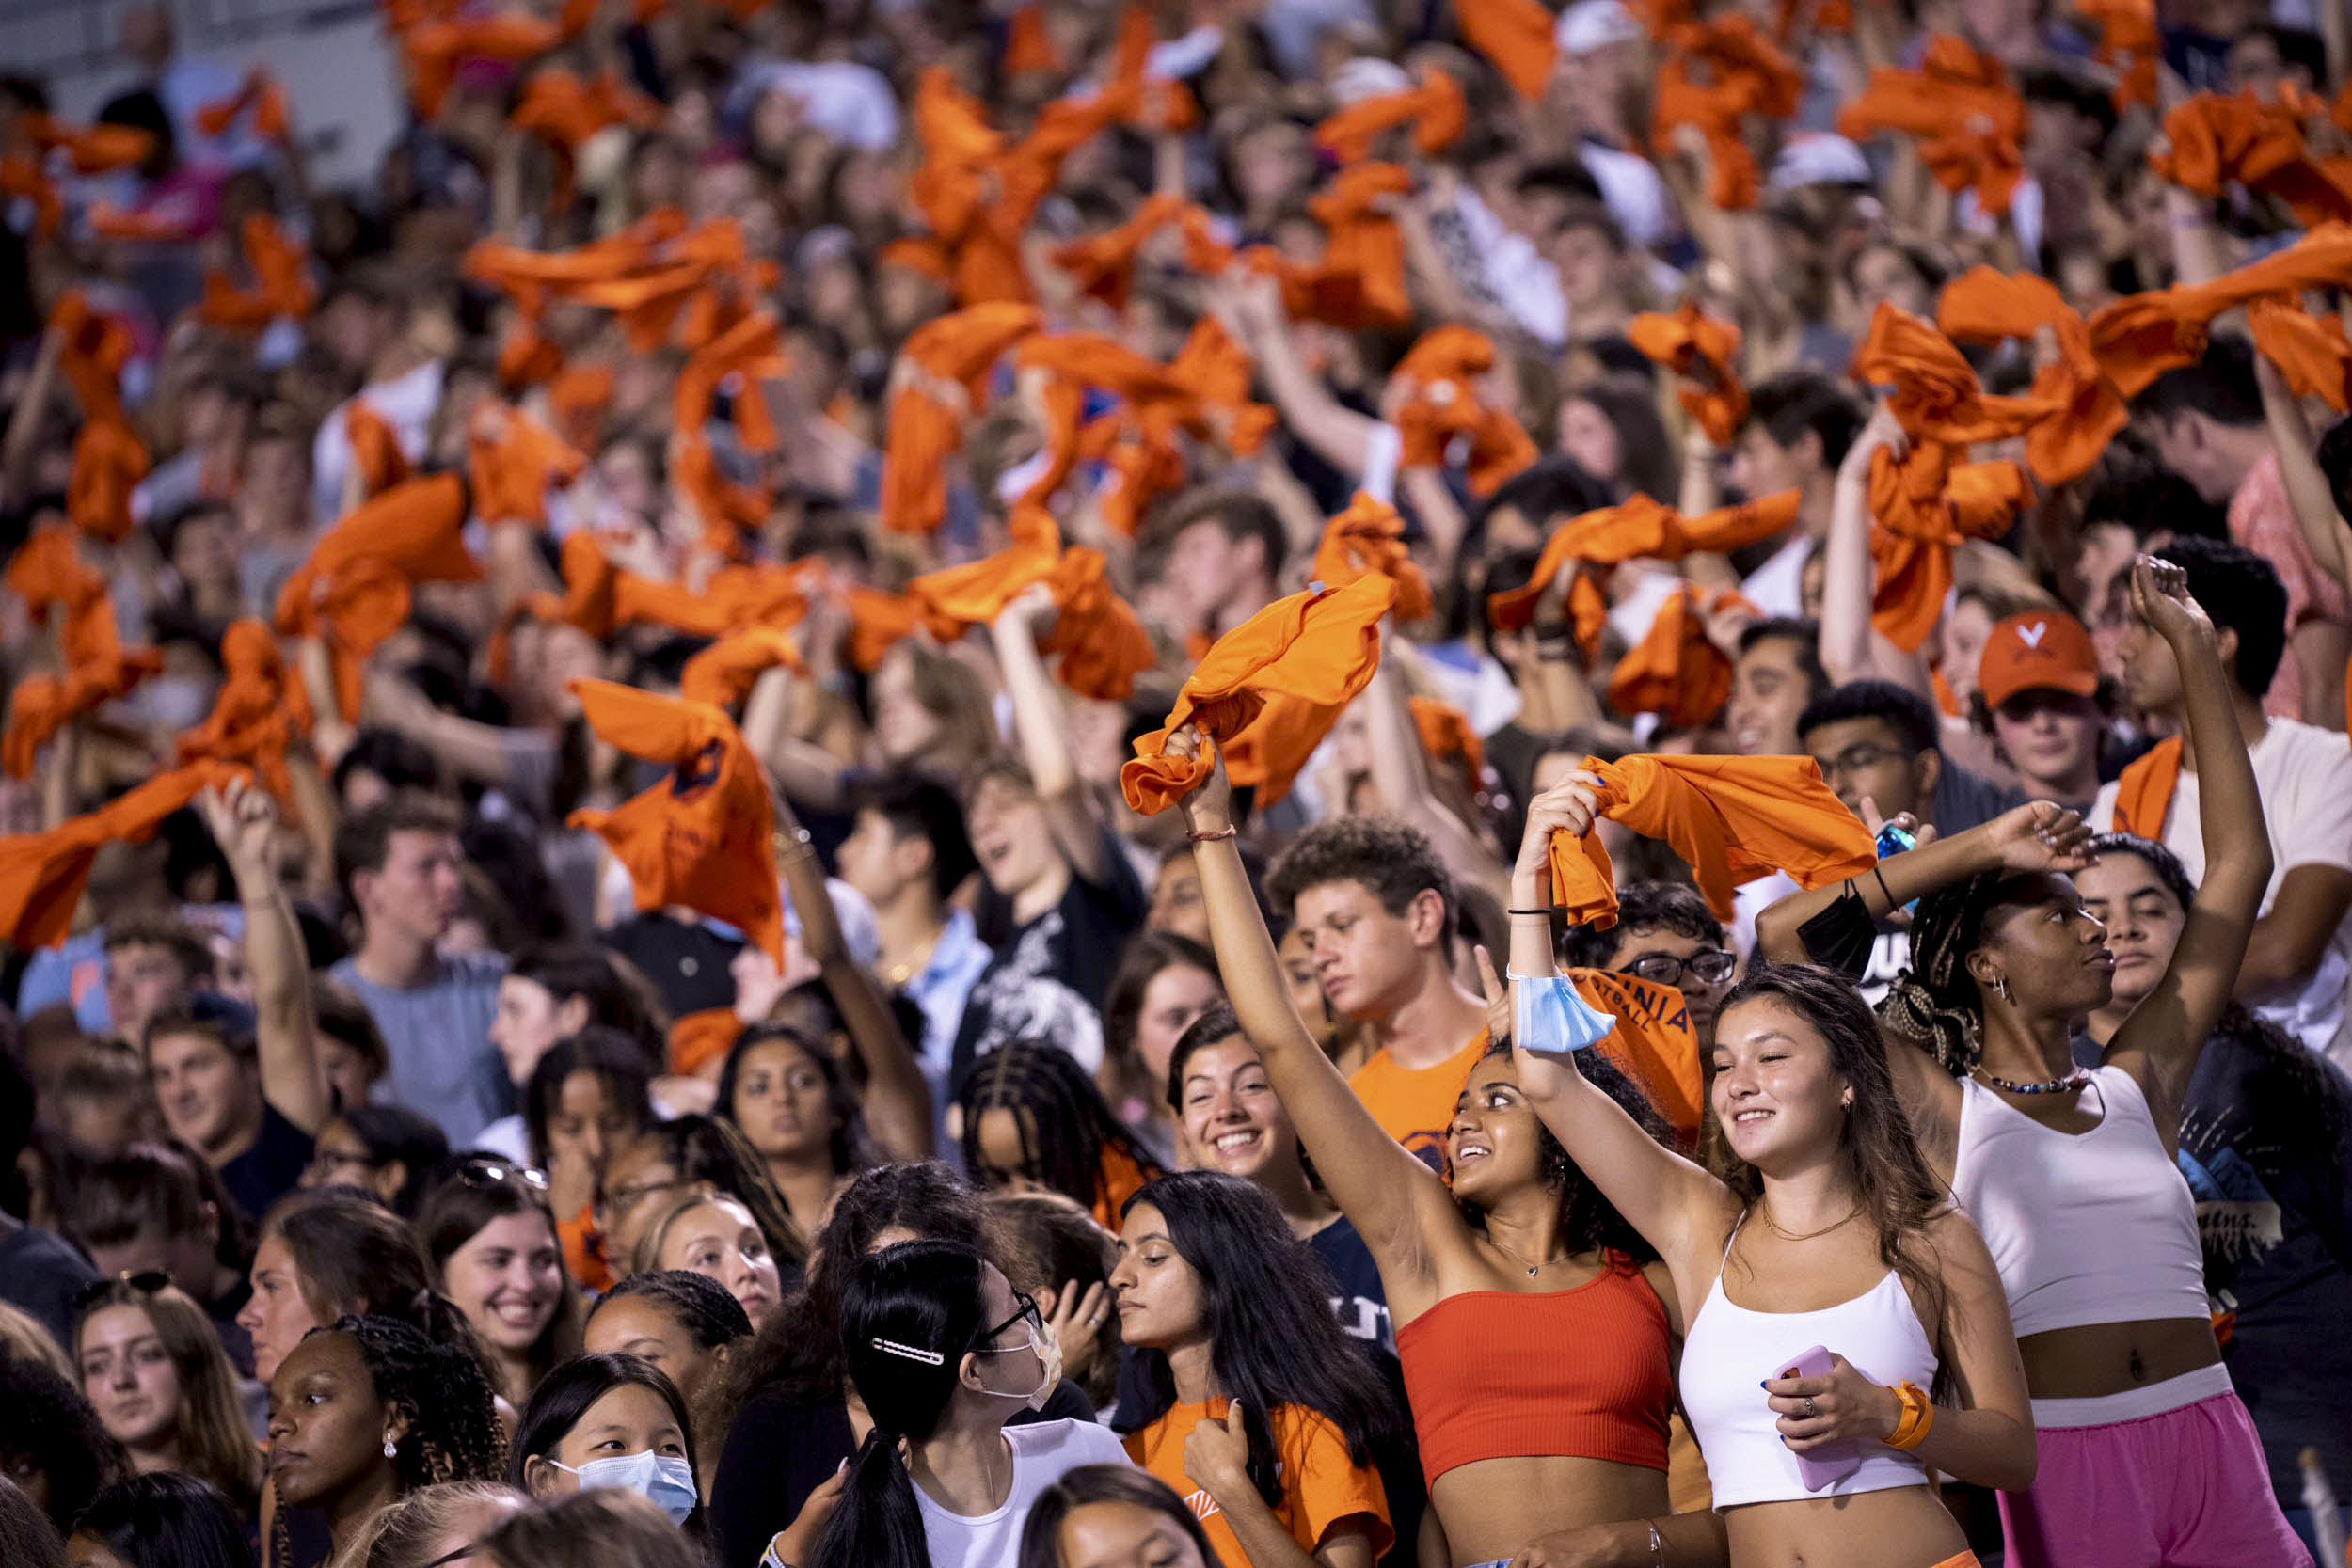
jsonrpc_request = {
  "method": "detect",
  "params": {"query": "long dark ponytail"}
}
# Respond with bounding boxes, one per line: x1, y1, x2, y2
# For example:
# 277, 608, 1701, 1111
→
810, 1241, 997, 1568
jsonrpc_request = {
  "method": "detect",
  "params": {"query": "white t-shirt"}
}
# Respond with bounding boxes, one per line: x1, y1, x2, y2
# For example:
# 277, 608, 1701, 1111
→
1740, 533, 1813, 621
312, 359, 446, 524
912, 1418, 1132, 1568
2092, 719, 2352, 1069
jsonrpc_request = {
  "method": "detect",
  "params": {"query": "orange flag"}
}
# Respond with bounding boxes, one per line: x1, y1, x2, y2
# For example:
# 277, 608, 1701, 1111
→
176, 620, 314, 805
0, 764, 238, 950
1455, 0, 1558, 98
2152, 89, 2352, 229
566, 679, 783, 961
879, 303, 1043, 533
1544, 754, 1876, 928
1313, 71, 1467, 163
199, 213, 316, 330
1313, 494, 1435, 621
1607, 584, 1753, 727
1651, 15, 1804, 210
1837, 36, 2026, 216
1389, 326, 1540, 496
1122, 574, 1397, 815
1410, 695, 1485, 778
1629, 304, 1748, 444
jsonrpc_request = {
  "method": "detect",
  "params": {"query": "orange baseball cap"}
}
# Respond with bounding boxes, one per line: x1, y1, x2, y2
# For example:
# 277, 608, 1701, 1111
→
1978, 610, 2099, 709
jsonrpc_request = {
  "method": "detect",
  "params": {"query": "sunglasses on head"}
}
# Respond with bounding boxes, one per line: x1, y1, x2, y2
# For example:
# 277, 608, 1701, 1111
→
458, 1157, 549, 1193
74, 1270, 172, 1312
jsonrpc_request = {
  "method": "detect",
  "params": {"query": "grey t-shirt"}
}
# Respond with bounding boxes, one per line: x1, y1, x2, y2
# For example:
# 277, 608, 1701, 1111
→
328, 952, 511, 1146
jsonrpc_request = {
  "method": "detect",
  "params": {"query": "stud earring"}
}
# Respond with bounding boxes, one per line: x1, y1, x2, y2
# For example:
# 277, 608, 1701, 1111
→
383, 1434, 398, 1459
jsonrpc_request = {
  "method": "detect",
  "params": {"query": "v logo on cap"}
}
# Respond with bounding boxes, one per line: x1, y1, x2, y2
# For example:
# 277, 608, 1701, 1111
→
2016, 621, 2047, 648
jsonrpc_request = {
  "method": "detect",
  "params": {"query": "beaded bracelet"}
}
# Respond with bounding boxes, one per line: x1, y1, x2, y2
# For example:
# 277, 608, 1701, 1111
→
1885, 1380, 1934, 1449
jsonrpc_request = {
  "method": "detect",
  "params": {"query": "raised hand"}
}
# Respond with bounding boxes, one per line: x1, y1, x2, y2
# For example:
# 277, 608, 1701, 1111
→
1514, 774, 1603, 903
198, 775, 279, 889
1165, 722, 1234, 833
2127, 553, 2214, 651
1981, 800, 2095, 878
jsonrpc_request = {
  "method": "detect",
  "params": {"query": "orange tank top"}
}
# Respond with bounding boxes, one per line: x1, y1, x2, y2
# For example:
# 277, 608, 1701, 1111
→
1394, 1251, 1672, 1487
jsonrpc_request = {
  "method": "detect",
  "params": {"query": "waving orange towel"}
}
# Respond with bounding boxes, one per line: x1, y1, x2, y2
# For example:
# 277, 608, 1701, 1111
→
1003, 3, 1062, 71
1629, 304, 1748, 444
18, 113, 154, 175
2088, 223, 2352, 400
907, 505, 1064, 636
397, 11, 565, 120
2152, 90, 2352, 229
1390, 326, 1540, 496
1545, 753, 1876, 927
345, 402, 410, 500
1837, 35, 2026, 216
1313, 494, 1436, 622
671, 435, 771, 558
0, 763, 238, 950
511, 68, 662, 208
880, 303, 1043, 534
67, 418, 149, 545
1042, 547, 1157, 702
1455, 0, 1558, 98
847, 588, 926, 674
1607, 584, 1751, 727
567, 679, 783, 961
2078, 0, 2158, 112
176, 620, 314, 804
1050, 192, 1184, 311
546, 364, 613, 454
273, 473, 484, 719
199, 213, 316, 330
1410, 695, 1485, 778
675, 310, 788, 453
1314, 70, 1467, 163
2246, 297, 2352, 411
1652, 15, 1804, 210
194, 68, 291, 142
677, 626, 808, 711
468, 404, 585, 526
2, 612, 162, 780
1936, 267, 2123, 484
1487, 492, 1802, 657
667, 1007, 743, 1079
1301, 163, 1414, 331
1121, 573, 1397, 815
49, 293, 134, 429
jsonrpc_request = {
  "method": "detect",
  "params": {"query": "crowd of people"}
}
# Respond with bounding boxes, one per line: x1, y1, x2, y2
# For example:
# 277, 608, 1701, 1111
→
1, 0, 2351, 1563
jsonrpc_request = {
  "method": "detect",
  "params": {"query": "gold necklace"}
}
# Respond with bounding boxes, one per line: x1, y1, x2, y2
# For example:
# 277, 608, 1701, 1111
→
1760, 1202, 1863, 1243
1484, 1232, 1569, 1278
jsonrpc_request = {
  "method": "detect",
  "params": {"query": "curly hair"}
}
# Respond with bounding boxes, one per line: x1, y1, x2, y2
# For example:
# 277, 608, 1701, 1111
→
0, 1354, 123, 1529
329, 1315, 507, 1490
1264, 815, 1456, 935
1879, 870, 2010, 1075
1461, 1034, 1662, 1262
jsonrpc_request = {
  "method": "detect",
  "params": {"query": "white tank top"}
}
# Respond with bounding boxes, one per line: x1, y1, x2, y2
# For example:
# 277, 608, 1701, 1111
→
1950, 1067, 2209, 1339
1677, 1222, 1940, 1511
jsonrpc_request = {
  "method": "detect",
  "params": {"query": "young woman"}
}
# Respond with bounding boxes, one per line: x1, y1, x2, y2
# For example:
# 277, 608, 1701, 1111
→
73, 1277, 262, 1513
481, 946, 666, 1164
475, 1488, 700, 1568
1760, 559, 2299, 1566
264, 1317, 506, 1566
595, 1114, 807, 1289
1017, 1465, 1216, 1568
1112, 1172, 1394, 1568
584, 1273, 754, 1497
1166, 734, 1687, 1566
419, 1162, 584, 1409
632, 1192, 785, 1327
1097, 934, 1225, 1164
242, 1190, 458, 1386
988, 1191, 1121, 1412
296, 1103, 449, 1216
523, 1028, 659, 1289
957, 1042, 1165, 1230
66, 1473, 256, 1568
811, 1238, 1131, 1568
716, 1022, 878, 1233
512, 1354, 700, 1527
324, 1481, 526, 1568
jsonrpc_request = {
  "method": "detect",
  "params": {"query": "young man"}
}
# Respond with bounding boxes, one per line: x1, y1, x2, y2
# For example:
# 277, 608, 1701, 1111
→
1801, 678, 2023, 838
2095, 536, 2352, 1069
1726, 617, 1826, 760
102, 913, 215, 1053
1728, 372, 1867, 618
145, 1001, 316, 1222
1558, 881, 1734, 1054
2137, 337, 2352, 724
64, 1141, 256, 1370
835, 775, 989, 1098
1265, 816, 1490, 1170
1975, 610, 2108, 810
328, 791, 509, 1143
1146, 489, 1288, 643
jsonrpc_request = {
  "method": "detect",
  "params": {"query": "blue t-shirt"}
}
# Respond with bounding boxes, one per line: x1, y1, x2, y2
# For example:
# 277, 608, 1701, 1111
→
218, 1102, 316, 1225
328, 952, 511, 1146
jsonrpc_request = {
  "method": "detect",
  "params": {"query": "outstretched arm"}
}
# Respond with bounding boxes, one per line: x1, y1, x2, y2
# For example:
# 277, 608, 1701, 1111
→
202, 778, 331, 1134
1820, 408, 1934, 698
2104, 558, 2273, 1146
992, 591, 1114, 886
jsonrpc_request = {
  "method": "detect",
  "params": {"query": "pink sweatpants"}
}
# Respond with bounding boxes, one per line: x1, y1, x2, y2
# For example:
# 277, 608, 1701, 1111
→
1999, 1390, 2312, 1568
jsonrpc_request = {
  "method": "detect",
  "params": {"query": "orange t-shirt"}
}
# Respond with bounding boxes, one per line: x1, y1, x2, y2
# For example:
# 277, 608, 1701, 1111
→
1091, 1143, 1153, 1230
1348, 1030, 1488, 1173
1121, 1399, 1391, 1567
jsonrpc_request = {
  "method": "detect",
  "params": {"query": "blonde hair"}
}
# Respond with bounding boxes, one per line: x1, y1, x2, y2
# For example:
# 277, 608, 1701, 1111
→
0, 1300, 72, 1382
72, 1280, 263, 1508
328, 1481, 528, 1568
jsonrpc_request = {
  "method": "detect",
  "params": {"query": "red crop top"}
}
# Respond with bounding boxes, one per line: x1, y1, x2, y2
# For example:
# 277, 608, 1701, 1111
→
1393, 1251, 1672, 1487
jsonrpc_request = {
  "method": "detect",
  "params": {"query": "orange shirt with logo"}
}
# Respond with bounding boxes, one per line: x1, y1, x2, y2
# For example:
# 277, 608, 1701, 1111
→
1347, 1030, 1487, 1171
1121, 1399, 1391, 1567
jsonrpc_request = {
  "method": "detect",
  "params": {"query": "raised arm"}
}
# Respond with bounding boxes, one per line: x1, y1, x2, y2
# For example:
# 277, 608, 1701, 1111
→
2255, 356, 2352, 590
2104, 558, 2273, 1141
1359, 650, 1509, 913
991, 591, 1114, 886
1501, 780, 1740, 1290
1221, 271, 1380, 480
201, 778, 331, 1134
1820, 407, 1934, 699
1168, 726, 1465, 1287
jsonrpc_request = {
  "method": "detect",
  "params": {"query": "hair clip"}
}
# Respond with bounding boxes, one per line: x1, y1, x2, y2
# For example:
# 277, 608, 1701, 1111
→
871, 1338, 945, 1366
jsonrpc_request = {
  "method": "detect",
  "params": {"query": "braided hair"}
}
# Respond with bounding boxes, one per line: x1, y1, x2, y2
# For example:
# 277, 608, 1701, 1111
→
955, 1041, 1164, 1215
1879, 869, 2011, 1075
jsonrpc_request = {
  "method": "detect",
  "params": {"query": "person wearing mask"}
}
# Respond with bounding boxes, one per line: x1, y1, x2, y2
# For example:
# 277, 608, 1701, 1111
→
584, 1273, 755, 1499
72, 1276, 262, 1516
418, 1163, 584, 1409
512, 1354, 701, 1528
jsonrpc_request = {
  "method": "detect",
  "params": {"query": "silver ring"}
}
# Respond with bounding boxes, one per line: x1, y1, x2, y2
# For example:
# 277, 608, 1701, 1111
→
1804, 1397, 1817, 1418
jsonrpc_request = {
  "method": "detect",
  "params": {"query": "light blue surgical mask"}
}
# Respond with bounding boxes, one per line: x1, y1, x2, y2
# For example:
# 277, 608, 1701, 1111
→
550, 1449, 697, 1523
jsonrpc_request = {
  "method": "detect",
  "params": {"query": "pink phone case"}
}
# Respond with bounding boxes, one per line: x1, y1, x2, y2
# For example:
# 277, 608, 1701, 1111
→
1774, 1344, 1861, 1493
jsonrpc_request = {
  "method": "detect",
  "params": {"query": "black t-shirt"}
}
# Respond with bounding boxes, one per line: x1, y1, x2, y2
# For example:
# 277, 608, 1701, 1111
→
1313, 1215, 1394, 1357
218, 1103, 314, 1226
1931, 762, 2025, 837
948, 831, 1148, 1092
601, 911, 746, 1020
709, 1379, 1097, 1568
0, 1217, 98, 1352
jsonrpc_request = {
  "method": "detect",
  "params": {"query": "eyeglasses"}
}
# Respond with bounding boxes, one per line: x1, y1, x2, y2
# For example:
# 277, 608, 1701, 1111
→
605, 1175, 695, 1212
458, 1157, 549, 1193
1815, 743, 1907, 780
1622, 949, 1737, 989
306, 1148, 378, 1180
971, 1291, 1044, 1351
74, 1270, 171, 1312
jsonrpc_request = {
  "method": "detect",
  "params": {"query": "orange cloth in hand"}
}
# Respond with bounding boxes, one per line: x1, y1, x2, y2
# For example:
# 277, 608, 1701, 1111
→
566, 679, 783, 961
668, 1007, 741, 1078
1313, 494, 1435, 622
678, 626, 808, 710
2152, 90, 2352, 229
2110, 734, 2182, 840
905, 508, 1158, 701
1628, 305, 1748, 444
3, 636, 162, 781
1410, 696, 1485, 779
675, 310, 788, 453
1545, 754, 1876, 928
199, 213, 315, 330
1389, 327, 1539, 496
1935, 267, 2124, 484
468, 404, 585, 526
1121, 573, 1397, 815
49, 293, 134, 428
345, 403, 409, 499
1836, 36, 2026, 216
907, 505, 1064, 636
176, 620, 313, 805
1314, 70, 1467, 162
68, 418, 149, 544
1455, 0, 1558, 98
19, 113, 153, 175
1607, 585, 1752, 728
2246, 297, 2352, 411
1050, 193, 1184, 311
0, 763, 237, 950
1300, 164, 1414, 331
1651, 15, 1804, 210
880, 303, 1042, 533
194, 70, 291, 142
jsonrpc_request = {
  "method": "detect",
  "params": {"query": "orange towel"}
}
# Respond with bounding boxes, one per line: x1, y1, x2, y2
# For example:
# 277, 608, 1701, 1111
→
2152, 90, 2352, 230
1455, 0, 1558, 99
0, 155, 60, 241
49, 293, 134, 429
1312, 494, 1435, 622
906, 504, 1064, 637
397, 10, 565, 120
1042, 546, 1157, 702
1628, 304, 1748, 444
1122, 573, 1397, 814
1003, 3, 1062, 72
677, 626, 808, 710
2110, 734, 2181, 840
667, 1007, 741, 1078
846, 588, 926, 674
1301, 163, 1414, 331
1410, 696, 1485, 779
1572, 968, 1706, 1138
511, 68, 662, 208
67, 418, 149, 545
344, 402, 410, 500
1651, 15, 1804, 210
198, 213, 316, 330
566, 679, 784, 962
2078, 0, 2158, 112
1836, 35, 2026, 216
2, 635, 162, 781
1544, 754, 1877, 928
545, 364, 613, 454
1389, 326, 1539, 497
671, 434, 771, 557
879, 303, 1043, 533
176, 620, 314, 806
2246, 297, 2352, 411
1050, 192, 1184, 312
1936, 267, 2123, 484
675, 309, 788, 454
193, 69, 291, 142
1606, 584, 1753, 728
467, 404, 585, 527
1487, 492, 1802, 657
0, 763, 238, 951
1313, 70, 1467, 163
17, 113, 154, 175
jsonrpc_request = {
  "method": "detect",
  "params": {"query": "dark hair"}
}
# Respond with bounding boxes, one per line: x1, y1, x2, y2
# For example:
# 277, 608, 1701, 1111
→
1464, 1037, 1664, 1259
1742, 371, 1866, 468
65, 1474, 254, 1568
617, 1114, 809, 1273
1883, 868, 2022, 1076
1120, 1174, 1395, 1504
64, 1141, 214, 1255
1265, 814, 1456, 934
417, 1170, 585, 1392
1796, 678, 1943, 756
506, 945, 665, 1065
1737, 617, 1827, 696
334, 792, 464, 910
2153, 536, 2288, 697
2133, 336, 2264, 430
0, 1473, 64, 1568
1100, 931, 1221, 1116
591, 1270, 755, 1353
0, 1354, 122, 1528
716, 1022, 878, 1182
261, 1188, 432, 1323
314, 1315, 507, 1490
2318, 413, 2352, 526
1563, 383, 1677, 503
332, 1103, 453, 1216
1151, 489, 1287, 579
100, 914, 215, 983
523, 1028, 658, 1169
846, 776, 978, 902
331, 730, 440, 805
1711, 963, 1952, 1389
987, 1190, 1118, 1405
477, 1486, 699, 1568
313, 982, 391, 1088
1559, 882, 1725, 972
510, 1353, 696, 1500
814, 1241, 1000, 1568
1016, 1465, 1216, 1568
956, 1043, 1165, 1216
1457, 456, 1615, 641
2078, 451, 2228, 543
1163, 1003, 1248, 1111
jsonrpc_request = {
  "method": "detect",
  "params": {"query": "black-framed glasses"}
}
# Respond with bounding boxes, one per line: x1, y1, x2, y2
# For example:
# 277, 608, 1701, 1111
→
1815, 742, 1907, 780
1622, 949, 1737, 989
971, 1291, 1044, 1351
74, 1270, 171, 1312
458, 1157, 549, 1192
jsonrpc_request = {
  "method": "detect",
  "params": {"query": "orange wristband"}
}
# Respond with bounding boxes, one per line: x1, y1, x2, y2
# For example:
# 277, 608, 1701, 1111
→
1885, 1380, 1933, 1449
